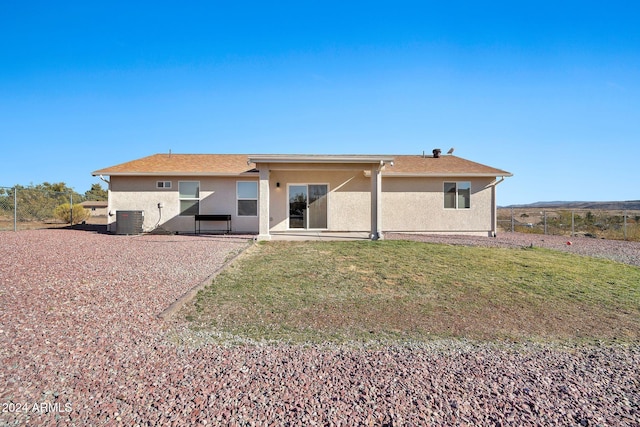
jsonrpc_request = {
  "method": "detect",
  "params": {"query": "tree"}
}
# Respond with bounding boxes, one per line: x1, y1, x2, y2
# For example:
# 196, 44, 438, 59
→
84, 183, 107, 201
1, 182, 104, 224
585, 211, 595, 224
54, 203, 91, 225
9, 183, 84, 222
0, 187, 14, 218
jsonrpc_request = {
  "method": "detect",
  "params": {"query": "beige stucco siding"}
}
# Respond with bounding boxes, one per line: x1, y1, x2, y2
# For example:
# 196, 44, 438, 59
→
382, 177, 495, 234
107, 173, 498, 235
108, 176, 258, 233
267, 169, 372, 232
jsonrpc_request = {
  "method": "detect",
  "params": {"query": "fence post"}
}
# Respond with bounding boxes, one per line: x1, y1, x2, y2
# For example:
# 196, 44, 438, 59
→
571, 211, 575, 237
70, 192, 73, 226
511, 207, 514, 232
14, 187, 17, 232
543, 211, 547, 235
624, 210, 627, 241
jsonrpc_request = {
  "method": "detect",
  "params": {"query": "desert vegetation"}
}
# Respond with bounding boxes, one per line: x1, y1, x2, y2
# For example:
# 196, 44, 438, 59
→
0, 182, 106, 229
497, 208, 640, 241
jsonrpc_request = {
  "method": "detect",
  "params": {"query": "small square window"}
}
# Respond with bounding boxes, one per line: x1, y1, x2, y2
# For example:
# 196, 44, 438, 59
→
157, 181, 172, 189
444, 182, 471, 209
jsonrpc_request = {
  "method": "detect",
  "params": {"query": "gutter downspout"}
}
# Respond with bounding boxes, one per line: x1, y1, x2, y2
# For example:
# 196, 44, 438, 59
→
490, 176, 506, 237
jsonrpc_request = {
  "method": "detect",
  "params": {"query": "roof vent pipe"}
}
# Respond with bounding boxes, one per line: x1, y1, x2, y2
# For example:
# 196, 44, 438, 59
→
432, 148, 441, 158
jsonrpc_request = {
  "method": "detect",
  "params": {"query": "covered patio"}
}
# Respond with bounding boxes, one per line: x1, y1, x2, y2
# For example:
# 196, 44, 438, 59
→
248, 154, 394, 241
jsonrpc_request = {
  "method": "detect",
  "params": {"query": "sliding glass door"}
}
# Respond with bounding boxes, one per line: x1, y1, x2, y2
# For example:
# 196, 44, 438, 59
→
288, 184, 328, 229
308, 184, 328, 228
289, 185, 307, 229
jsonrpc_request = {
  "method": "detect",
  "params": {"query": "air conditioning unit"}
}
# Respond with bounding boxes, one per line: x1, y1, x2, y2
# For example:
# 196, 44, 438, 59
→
115, 210, 144, 235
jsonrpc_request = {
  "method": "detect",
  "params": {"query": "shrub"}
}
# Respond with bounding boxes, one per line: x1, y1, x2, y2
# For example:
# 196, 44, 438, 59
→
54, 203, 91, 225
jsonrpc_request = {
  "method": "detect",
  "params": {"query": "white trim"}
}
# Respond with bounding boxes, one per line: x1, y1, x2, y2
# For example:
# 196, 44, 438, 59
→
380, 172, 513, 178
249, 154, 394, 164
94, 172, 258, 177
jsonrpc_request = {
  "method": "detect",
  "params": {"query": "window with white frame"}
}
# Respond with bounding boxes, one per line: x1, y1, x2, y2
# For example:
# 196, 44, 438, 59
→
444, 182, 471, 209
179, 181, 200, 216
237, 181, 258, 216
156, 181, 172, 189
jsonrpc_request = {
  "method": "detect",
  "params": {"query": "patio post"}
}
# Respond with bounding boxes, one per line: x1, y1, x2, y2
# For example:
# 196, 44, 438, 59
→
257, 165, 271, 240
370, 162, 383, 240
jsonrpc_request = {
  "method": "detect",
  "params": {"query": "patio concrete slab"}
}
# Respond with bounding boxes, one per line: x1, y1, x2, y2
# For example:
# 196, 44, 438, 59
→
267, 231, 371, 241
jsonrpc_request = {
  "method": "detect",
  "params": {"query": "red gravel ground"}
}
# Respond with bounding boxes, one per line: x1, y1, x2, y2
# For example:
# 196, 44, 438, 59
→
1, 230, 639, 426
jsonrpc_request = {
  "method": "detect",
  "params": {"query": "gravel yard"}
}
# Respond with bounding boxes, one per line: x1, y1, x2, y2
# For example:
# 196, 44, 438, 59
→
1, 230, 639, 426
387, 232, 640, 267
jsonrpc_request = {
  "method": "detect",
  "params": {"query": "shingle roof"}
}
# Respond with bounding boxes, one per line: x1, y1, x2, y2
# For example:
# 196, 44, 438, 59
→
92, 154, 257, 176
80, 201, 108, 207
93, 153, 512, 177
389, 155, 512, 177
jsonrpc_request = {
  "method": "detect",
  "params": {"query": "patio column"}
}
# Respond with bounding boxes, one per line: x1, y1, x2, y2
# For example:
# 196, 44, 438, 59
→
370, 162, 383, 240
257, 165, 271, 241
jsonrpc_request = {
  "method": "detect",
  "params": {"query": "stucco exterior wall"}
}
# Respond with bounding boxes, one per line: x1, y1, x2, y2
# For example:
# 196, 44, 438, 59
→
267, 170, 495, 234
108, 176, 259, 233
107, 173, 497, 235
80, 203, 108, 217
267, 169, 371, 232
382, 177, 496, 235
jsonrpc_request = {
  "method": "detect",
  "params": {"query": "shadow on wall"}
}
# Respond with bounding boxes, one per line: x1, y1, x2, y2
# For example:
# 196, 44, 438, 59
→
111, 193, 241, 234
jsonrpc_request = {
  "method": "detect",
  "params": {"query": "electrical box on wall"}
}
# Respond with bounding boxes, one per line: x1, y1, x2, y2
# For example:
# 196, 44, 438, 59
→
157, 202, 164, 209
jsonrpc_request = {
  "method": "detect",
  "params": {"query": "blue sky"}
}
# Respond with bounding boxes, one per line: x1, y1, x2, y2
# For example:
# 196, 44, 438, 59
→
1, 1, 638, 205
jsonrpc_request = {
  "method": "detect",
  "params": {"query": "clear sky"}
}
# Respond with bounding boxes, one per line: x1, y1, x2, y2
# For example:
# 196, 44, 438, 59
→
1, 1, 638, 205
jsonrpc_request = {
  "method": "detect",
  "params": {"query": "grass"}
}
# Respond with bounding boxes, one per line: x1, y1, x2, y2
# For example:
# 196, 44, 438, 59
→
183, 240, 640, 345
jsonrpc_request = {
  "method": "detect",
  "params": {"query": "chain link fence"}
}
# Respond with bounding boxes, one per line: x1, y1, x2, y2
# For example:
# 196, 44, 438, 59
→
0, 186, 76, 231
497, 208, 640, 241
3, 187, 638, 240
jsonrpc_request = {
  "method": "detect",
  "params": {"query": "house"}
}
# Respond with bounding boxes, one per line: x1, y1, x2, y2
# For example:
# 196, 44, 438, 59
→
80, 200, 108, 217
92, 151, 512, 239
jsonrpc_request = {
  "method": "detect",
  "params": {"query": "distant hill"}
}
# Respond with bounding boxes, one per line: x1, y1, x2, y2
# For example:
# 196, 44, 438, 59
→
501, 201, 640, 210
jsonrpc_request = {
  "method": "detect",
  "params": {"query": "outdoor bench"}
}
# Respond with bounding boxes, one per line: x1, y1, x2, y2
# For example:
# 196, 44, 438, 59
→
194, 214, 232, 234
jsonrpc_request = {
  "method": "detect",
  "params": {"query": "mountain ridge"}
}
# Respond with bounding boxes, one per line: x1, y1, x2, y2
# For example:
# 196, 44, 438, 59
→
501, 200, 640, 210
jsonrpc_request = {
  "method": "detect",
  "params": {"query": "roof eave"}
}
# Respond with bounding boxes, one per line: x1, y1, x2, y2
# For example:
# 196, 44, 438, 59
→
91, 171, 258, 177
380, 172, 513, 178
248, 154, 395, 164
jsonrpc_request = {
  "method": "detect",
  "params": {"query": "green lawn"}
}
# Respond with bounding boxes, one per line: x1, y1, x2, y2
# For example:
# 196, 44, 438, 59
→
184, 240, 640, 345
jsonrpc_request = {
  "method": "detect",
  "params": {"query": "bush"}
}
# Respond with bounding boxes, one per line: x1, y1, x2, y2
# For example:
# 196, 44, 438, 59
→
54, 203, 91, 225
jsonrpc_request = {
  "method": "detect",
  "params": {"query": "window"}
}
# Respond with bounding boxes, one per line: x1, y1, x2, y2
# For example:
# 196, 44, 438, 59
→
237, 181, 258, 216
157, 181, 172, 189
444, 182, 471, 209
179, 181, 199, 216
